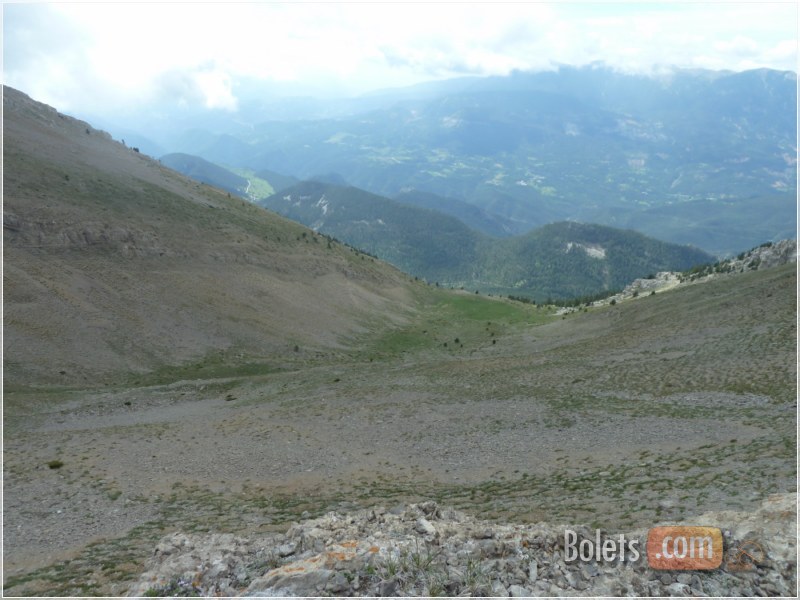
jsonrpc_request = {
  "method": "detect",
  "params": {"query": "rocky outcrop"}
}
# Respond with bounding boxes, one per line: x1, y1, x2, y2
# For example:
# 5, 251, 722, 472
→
679, 238, 798, 282
3, 212, 171, 258
729, 239, 798, 272
129, 494, 796, 597
571, 239, 798, 311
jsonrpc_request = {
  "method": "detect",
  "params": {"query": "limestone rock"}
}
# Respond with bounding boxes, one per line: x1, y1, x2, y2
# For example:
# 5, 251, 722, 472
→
128, 494, 797, 597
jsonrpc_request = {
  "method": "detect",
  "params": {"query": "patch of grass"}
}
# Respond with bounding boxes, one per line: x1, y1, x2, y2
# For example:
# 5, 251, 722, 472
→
227, 168, 275, 200
373, 540, 449, 596
360, 289, 552, 358
436, 293, 539, 323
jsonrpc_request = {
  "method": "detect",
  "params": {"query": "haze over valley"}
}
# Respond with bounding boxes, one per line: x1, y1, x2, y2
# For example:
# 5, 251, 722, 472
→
104, 66, 797, 258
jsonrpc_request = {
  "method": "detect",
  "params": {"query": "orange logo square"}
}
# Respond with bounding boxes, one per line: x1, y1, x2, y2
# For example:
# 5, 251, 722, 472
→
647, 526, 723, 570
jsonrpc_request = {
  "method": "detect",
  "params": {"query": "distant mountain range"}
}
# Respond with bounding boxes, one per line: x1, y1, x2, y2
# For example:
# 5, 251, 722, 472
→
154, 154, 714, 298
119, 65, 797, 256
261, 181, 713, 300
161, 153, 520, 237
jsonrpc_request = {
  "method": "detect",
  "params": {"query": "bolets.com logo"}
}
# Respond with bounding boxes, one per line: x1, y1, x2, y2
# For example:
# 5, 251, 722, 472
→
647, 526, 723, 570
565, 526, 765, 571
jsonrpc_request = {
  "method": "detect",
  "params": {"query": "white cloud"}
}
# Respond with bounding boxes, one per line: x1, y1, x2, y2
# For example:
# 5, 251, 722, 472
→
194, 69, 238, 111
3, 2, 797, 116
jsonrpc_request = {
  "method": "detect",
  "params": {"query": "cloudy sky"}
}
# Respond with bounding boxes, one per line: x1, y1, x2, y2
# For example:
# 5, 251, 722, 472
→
3, 1, 798, 116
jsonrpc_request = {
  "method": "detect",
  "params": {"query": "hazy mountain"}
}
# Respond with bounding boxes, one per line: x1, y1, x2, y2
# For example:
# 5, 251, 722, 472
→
138, 66, 795, 255
157, 154, 298, 201
260, 181, 485, 285
2, 87, 421, 385
160, 153, 249, 197
261, 181, 713, 300
310, 172, 350, 186
254, 168, 299, 193
488, 221, 714, 300
394, 189, 521, 237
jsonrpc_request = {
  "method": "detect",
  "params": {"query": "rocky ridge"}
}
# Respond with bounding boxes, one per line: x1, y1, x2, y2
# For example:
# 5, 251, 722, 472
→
554, 239, 798, 313
129, 494, 796, 597
672, 238, 799, 281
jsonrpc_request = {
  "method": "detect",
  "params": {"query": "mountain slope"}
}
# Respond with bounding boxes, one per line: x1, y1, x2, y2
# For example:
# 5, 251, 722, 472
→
3, 87, 420, 386
261, 182, 714, 300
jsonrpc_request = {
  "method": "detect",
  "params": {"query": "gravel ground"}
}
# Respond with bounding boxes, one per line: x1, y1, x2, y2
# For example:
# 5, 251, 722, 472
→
3, 265, 796, 595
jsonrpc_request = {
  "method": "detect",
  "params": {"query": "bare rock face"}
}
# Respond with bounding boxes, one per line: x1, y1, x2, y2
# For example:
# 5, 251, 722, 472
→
128, 494, 796, 597
741, 239, 797, 271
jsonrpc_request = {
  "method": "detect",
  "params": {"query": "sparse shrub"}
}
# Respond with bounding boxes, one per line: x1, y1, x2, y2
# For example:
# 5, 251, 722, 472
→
142, 577, 201, 597
293, 345, 299, 352
463, 556, 491, 595
47, 460, 64, 469
610, 299, 617, 305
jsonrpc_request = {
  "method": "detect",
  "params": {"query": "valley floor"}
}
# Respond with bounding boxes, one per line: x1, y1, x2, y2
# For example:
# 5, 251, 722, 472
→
3, 265, 797, 596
